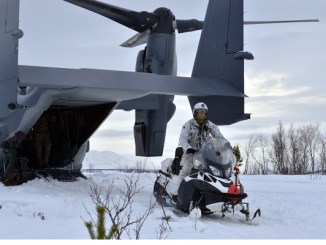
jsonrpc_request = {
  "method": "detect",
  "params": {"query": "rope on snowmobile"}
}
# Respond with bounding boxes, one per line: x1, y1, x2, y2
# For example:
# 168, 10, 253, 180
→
158, 170, 172, 178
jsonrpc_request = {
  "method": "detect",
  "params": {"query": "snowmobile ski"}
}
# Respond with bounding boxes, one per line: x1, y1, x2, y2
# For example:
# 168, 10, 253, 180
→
225, 208, 261, 225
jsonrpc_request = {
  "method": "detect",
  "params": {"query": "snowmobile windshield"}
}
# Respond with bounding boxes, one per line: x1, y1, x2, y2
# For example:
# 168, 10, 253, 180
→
193, 138, 236, 178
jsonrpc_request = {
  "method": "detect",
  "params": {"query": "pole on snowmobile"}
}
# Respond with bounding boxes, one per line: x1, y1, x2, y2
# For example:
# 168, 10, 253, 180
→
234, 166, 240, 189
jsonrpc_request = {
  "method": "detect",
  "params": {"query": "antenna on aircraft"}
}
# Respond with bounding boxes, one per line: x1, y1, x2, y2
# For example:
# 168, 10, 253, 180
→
244, 19, 319, 25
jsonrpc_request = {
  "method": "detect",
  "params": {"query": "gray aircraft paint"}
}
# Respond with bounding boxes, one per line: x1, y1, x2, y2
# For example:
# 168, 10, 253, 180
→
0, 0, 318, 180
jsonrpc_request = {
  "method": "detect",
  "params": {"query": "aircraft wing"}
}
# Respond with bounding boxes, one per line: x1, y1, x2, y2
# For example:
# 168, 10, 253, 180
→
18, 65, 245, 103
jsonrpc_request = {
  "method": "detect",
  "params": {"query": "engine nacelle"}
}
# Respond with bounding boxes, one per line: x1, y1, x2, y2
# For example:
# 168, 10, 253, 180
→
135, 49, 145, 72
135, 47, 156, 73
134, 95, 175, 156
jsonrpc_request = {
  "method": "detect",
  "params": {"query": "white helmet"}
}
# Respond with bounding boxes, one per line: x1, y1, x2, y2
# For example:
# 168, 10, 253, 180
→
193, 102, 208, 114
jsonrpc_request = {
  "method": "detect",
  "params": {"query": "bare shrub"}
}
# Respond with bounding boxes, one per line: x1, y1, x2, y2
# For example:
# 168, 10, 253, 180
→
270, 122, 289, 174
243, 135, 256, 175
84, 174, 156, 239
319, 137, 326, 174
251, 134, 270, 174
156, 203, 172, 239
243, 122, 324, 175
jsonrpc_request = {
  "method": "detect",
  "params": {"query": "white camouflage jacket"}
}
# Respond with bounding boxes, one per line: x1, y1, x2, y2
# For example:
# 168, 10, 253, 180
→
178, 118, 227, 151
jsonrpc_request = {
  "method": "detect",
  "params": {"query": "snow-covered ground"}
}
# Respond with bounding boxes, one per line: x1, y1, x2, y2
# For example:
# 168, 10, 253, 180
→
0, 151, 325, 240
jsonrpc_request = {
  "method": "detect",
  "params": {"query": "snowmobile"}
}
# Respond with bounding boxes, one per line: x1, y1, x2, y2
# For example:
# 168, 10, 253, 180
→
153, 138, 261, 224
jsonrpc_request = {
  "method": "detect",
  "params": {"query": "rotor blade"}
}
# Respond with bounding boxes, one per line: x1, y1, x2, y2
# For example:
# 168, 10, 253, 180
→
176, 19, 204, 33
64, 0, 159, 32
244, 19, 319, 25
175, 19, 319, 32
120, 31, 148, 48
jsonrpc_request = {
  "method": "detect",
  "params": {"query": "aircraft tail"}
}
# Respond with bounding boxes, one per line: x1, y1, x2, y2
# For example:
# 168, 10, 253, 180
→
189, 0, 252, 125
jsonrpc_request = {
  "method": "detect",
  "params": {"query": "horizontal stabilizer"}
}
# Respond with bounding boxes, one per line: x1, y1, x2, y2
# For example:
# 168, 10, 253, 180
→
18, 65, 245, 102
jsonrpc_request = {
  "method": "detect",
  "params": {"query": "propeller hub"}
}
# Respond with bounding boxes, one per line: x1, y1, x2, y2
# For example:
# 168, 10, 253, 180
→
138, 11, 154, 28
151, 7, 175, 34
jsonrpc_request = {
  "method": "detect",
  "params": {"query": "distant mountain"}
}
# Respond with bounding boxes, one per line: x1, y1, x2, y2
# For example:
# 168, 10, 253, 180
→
83, 150, 163, 170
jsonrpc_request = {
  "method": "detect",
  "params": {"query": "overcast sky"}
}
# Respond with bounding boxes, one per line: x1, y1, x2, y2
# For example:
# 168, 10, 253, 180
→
18, 0, 326, 163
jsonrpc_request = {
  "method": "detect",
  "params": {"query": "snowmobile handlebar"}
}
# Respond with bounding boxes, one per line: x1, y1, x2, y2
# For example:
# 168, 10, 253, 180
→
186, 148, 197, 154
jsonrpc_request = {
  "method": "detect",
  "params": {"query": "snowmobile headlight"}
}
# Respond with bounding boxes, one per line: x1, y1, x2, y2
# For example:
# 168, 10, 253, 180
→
209, 165, 221, 176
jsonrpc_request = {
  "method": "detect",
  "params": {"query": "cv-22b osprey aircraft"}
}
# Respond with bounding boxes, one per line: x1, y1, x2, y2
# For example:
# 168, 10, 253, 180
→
0, 0, 318, 185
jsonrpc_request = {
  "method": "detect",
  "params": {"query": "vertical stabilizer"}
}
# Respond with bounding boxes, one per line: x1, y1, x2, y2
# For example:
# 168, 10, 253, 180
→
0, 0, 21, 117
189, 0, 251, 125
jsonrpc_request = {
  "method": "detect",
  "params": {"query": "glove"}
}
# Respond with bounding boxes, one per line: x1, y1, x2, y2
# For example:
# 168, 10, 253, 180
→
186, 148, 197, 154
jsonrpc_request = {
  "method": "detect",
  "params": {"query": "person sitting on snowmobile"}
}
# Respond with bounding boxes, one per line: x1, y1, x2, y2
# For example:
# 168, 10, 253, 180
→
167, 102, 230, 195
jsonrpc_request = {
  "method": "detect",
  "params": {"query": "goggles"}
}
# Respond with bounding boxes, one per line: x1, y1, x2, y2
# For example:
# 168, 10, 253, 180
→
195, 109, 207, 114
